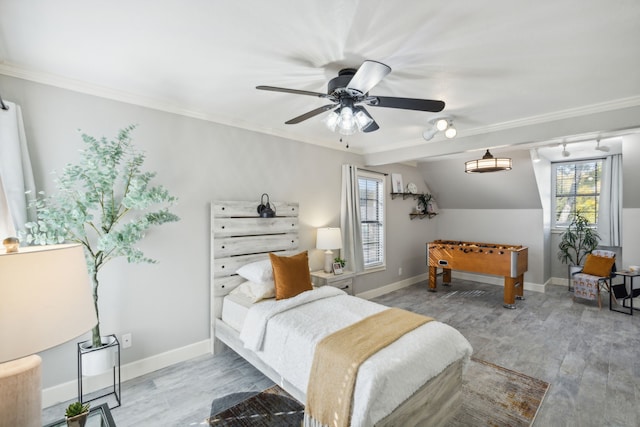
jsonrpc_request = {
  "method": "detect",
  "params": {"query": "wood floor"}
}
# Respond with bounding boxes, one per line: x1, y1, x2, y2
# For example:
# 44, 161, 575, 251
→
42, 280, 640, 426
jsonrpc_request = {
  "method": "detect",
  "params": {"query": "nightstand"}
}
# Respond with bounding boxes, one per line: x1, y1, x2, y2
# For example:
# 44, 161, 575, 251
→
310, 270, 355, 295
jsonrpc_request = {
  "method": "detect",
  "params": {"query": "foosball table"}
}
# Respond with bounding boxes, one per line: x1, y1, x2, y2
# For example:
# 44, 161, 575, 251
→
427, 240, 529, 309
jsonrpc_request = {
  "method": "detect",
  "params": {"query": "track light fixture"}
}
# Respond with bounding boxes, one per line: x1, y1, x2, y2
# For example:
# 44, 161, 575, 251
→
423, 116, 456, 141
595, 139, 609, 152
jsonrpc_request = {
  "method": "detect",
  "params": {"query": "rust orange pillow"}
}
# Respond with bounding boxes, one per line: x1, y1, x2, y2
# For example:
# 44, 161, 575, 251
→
582, 254, 615, 277
269, 251, 313, 300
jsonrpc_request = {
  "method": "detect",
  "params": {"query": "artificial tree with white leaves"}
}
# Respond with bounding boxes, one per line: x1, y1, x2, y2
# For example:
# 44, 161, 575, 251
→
24, 125, 179, 348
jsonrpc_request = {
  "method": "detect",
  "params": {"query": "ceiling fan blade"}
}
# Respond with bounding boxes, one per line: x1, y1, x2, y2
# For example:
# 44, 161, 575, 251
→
356, 107, 379, 132
285, 104, 336, 124
346, 60, 392, 94
256, 85, 329, 99
368, 96, 445, 112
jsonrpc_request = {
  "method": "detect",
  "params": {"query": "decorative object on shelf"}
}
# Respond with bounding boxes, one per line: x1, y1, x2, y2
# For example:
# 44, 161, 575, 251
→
332, 262, 343, 275
0, 243, 97, 427
391, 173, 403, 193
22, 125, 179, 356
406, 182, 417, 194
65, 402, 90, 427
417, 193, 433, 214
316, 227, 342, 273
2, 236, 19, 253
423, 115, 456, 140
465, 149, 512, 173
257, 193, 276, 218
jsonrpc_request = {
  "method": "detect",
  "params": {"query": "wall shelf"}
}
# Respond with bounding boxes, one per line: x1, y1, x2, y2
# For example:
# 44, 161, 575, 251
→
390, 192, 420, 200
410, 212, 438, 220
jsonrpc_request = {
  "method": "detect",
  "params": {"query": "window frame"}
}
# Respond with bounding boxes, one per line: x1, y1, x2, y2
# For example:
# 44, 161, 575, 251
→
357, 170, 386, 271
551, 157, 603, 229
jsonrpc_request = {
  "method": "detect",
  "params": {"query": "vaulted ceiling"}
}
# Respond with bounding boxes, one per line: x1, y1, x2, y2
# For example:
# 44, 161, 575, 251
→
1, 1, 639, 165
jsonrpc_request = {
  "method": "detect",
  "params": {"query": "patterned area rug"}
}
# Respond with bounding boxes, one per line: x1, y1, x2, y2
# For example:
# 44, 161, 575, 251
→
208, 357, 549, 426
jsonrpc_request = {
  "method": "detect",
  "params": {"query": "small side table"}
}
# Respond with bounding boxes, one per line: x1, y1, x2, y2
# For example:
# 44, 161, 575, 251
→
311, 270, 355, 295
610, 271, 640, 315
43, 403, 116, 427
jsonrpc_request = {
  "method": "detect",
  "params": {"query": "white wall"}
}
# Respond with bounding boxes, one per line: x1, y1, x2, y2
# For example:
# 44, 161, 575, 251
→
433, 209, 545, 286
0, 75, 437, 396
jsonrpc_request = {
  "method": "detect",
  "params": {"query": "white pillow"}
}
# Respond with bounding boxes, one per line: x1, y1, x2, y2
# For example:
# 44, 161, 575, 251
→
230, 281, 275, 303
236, 259, 274, 285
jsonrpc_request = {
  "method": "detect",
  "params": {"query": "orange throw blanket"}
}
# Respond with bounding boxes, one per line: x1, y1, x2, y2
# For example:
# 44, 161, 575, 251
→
305, 308, 434, 427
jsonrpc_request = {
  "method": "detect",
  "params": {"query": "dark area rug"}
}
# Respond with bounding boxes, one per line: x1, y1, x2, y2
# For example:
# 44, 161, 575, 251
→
209, 385, 303, 426
208, 357, 549, 426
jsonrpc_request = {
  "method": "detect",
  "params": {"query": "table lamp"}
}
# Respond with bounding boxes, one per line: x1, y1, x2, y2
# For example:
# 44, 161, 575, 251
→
0, 242, 97, 427
316, 227, 342, 273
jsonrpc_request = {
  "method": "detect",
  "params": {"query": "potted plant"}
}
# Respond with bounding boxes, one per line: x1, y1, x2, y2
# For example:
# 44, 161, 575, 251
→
557, 211, 600, 266
334, 256, 346, 268
557, 211, 600, 288
23, 125, 179, 372
65, 402, 90, 427
417, 193, 433, 214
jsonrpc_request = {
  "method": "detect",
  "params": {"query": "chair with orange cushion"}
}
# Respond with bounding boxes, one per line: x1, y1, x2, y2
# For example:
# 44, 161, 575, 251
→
572, 250, 617, 309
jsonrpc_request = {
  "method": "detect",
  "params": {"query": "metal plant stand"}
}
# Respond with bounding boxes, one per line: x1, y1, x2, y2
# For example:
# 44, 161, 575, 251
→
77, 334, 121, 408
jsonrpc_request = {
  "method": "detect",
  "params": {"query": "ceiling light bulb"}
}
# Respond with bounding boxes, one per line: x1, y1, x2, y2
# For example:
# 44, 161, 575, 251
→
444, 126, 457, 139
323, 110, 339, 132
435, 118, 449, 131
562, 143, 570, 157
354, 109, 373, 131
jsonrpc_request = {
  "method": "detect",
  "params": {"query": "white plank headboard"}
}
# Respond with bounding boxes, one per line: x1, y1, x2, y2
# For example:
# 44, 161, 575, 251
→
209, 200, 299, 352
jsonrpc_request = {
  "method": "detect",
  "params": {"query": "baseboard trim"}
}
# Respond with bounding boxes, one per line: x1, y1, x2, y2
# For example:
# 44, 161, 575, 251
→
356, 273, 428, 300
450, 271, 547, 293
357, 271, 547, 301
42, 339, 210, 408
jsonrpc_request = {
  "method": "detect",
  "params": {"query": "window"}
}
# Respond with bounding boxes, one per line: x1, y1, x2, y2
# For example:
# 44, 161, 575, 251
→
552, 159, 603, 227
358, 172, 385, 269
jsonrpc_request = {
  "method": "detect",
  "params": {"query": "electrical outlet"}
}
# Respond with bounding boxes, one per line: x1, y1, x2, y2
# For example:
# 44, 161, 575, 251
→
398, 267, 403, 276
122, 333, 132, 349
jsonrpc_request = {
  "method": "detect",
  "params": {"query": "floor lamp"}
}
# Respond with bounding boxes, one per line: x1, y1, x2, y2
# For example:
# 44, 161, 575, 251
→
0, 242, 97, 427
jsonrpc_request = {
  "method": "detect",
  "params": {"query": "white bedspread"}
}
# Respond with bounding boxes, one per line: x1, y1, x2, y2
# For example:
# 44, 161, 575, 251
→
239, 287, 473, 426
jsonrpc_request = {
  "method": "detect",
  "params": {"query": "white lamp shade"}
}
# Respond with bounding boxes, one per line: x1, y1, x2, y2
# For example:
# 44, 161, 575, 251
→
0, 244, 97, 363
316, 228, 342, 250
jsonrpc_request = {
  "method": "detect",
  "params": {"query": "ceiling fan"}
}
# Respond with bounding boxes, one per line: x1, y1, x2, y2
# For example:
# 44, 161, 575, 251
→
256, 60, 445, 135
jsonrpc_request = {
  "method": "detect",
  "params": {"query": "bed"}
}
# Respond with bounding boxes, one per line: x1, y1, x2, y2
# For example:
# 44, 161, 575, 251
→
210, 200, 472, 426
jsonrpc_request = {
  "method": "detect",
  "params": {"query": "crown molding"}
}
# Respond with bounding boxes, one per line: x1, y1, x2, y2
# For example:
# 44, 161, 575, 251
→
2, 61, 639, 160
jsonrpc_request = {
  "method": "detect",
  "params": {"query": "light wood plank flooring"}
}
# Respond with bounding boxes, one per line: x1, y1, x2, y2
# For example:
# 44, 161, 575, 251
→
43, 280, 640, 426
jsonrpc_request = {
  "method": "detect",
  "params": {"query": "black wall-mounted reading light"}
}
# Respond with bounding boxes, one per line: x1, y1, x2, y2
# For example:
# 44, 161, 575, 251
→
257, 193, 276, 218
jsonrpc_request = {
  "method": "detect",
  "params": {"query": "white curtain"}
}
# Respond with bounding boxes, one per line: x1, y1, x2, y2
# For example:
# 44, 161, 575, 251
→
340, 164, 364, 273
0, 101, 36, 240
597, 154, 622, 246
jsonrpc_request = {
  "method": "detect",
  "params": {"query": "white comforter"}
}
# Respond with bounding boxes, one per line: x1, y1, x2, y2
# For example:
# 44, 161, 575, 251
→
239, 286, 473, 427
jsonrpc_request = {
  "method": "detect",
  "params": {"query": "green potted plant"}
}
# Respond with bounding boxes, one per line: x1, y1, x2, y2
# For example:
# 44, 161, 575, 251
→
334, 256, 346, 268
557, 211, 600, 266
23, 125, 179, 372
557, 211, 600, 289
65, 402, 90, 427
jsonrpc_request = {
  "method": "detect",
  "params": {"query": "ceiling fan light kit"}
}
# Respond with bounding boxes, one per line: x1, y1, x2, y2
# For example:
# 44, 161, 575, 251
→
465, 149, 512, 173
257, 60, 445, 135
